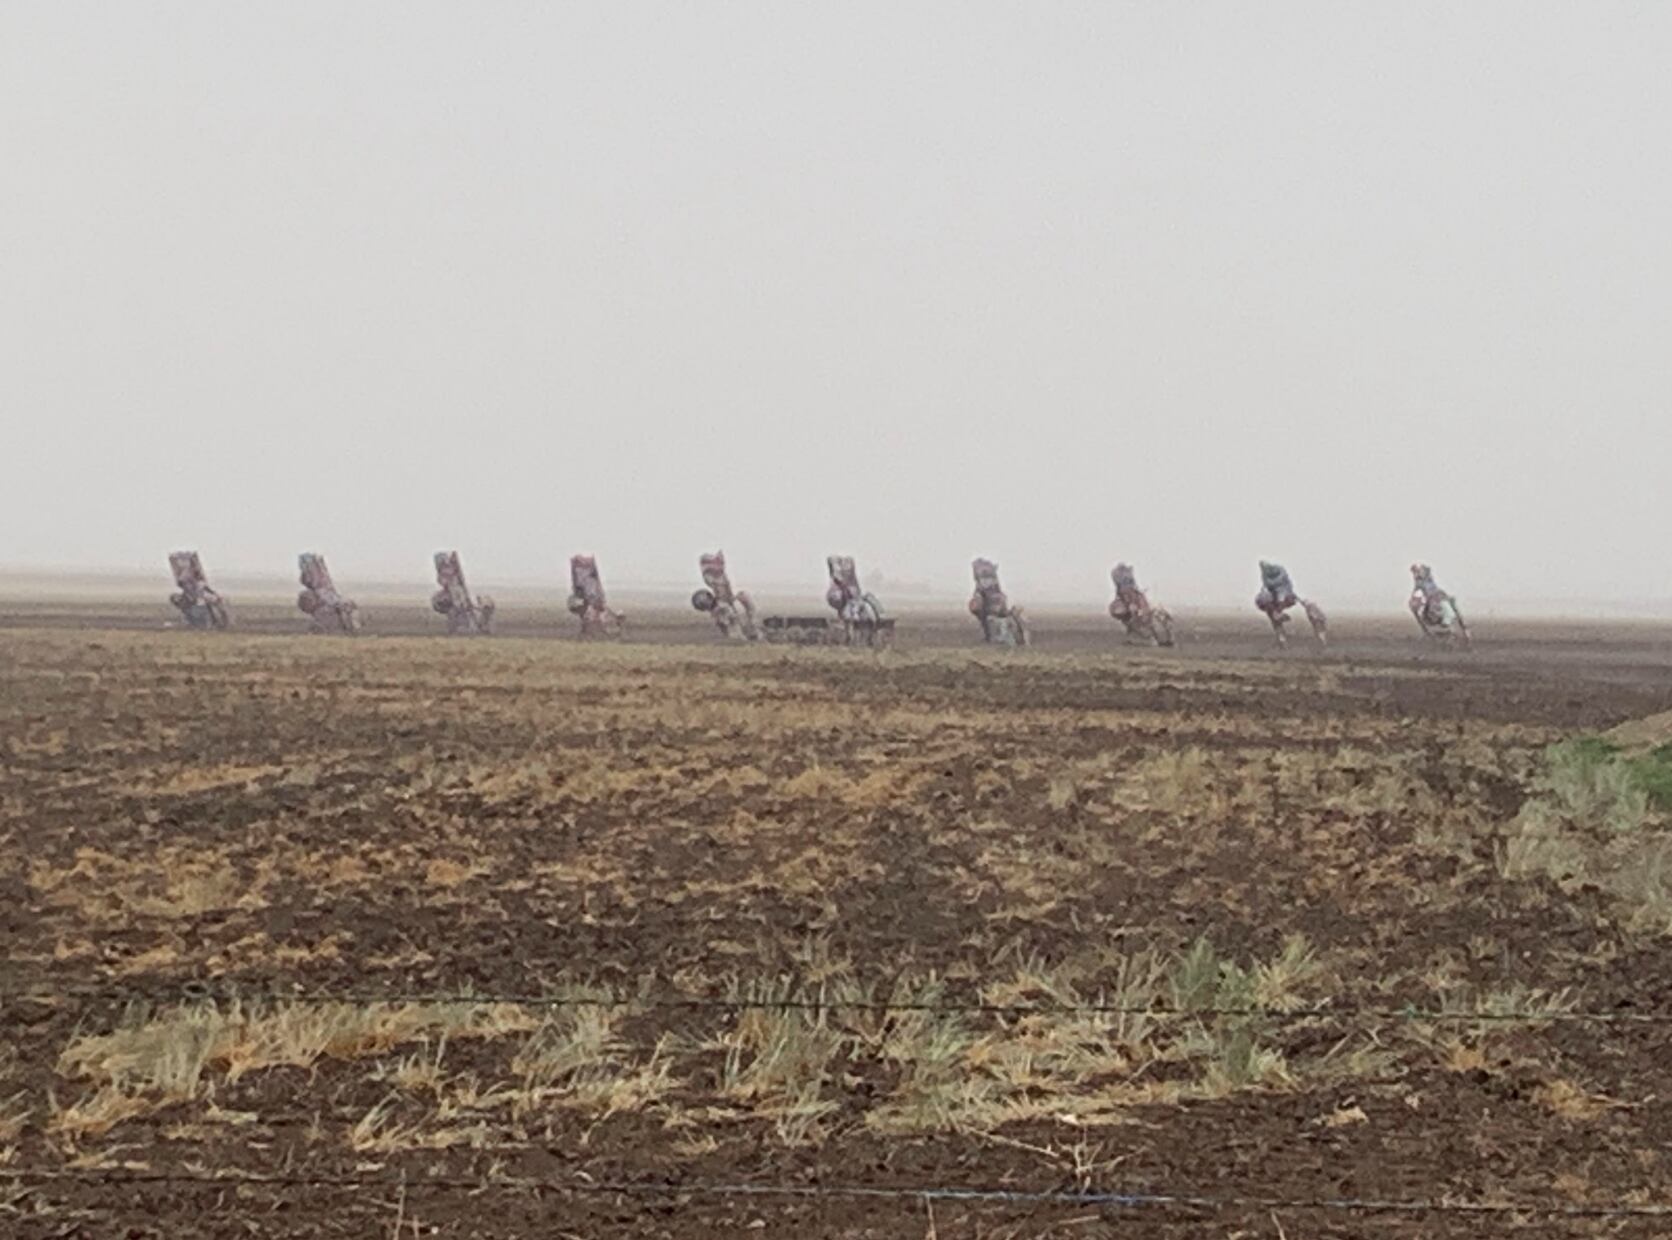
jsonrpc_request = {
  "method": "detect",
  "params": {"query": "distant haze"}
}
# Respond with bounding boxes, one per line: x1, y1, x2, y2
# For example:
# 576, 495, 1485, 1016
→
4, 4, 1669, 613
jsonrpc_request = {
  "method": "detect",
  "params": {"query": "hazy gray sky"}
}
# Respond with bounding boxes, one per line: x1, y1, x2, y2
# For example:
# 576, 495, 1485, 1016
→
4, 3, 1669, 609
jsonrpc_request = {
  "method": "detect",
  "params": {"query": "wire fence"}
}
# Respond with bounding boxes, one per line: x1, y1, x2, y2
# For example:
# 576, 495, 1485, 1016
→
8, 976, 1654, 1217
1, 981, 1660, 1025
5, 983, 1664, 1226
1, 1166, 1668, 1223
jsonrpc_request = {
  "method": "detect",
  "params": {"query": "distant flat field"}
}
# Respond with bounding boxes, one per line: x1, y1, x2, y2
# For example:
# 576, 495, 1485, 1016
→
2, 598, 1671, 1237
4, 589, 1672, 681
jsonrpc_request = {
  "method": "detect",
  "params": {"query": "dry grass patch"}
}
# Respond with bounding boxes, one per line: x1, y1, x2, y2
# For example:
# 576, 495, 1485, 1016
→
559, 1038, 680, 1120
676, 940, 1361, 1138
423, 857, 485, 888
52, 999, 536, 1138
778, 760, 933, 809
126, 864, 248, 918
510, 998, 680, 1122
1415, 982, 1577, 1076
348, 1097, 492, 1154
1534, 1078, 1624, 1122
715, 979, 846, 1144
1495, 738, 1672, 933
144, 762, 289, 797
0, 1091, 27, 1164
29, 848, 260, 922
1125, 747, 1219, 816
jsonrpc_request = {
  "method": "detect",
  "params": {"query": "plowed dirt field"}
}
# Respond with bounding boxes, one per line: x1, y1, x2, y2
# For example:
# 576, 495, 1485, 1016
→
3, 604, 1671, 1237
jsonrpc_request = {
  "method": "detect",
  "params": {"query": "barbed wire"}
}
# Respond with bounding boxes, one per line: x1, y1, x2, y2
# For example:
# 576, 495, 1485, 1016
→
1, 1166, 1668, 1221
0, 981, 1659, 1025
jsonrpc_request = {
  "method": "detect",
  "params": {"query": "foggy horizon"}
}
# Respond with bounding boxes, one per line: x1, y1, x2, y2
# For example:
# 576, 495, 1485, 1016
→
6, 4, 1670, 615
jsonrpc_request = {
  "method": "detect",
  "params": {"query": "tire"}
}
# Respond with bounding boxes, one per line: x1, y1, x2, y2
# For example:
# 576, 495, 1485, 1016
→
1151, 609, 1175, 647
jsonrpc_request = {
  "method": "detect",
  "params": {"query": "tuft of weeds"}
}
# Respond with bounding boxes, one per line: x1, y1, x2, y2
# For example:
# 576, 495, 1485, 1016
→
1625, 744, 1672, 813
1168, 937, 1255, 1012
1165, 937, 1321, 1099
54, 998, 537, 1136
28, 850, 255, 923
1496, 736, 1672, 932
49, 1084, 155, 1140
564, 1035, 680, 1120
1446, 982, 1576, 1022
1045, 771, 1080, 812
126, 864, 248, 918
715, 979, 844, 1144
786, 934, 855, 986
1535, 738, 1651, 832
1609, 836, 1672, 933
1415, 981, 1576, 1072
510, 992, 678, 1122
376, 1040, 449, 1096
0, 1090, 29, 1162
513, 1004, 621, 1096
862, 1004, 989, 1135
56, 1001, 222, 1103
1127, 748, 1214, 815
1533, 1078, 1622, 1122
1496, 804, 1591, 883
1192, 1023, 1293, 1096
1251, 935, 1328, 1011
347, 1095, 422, 1153
857, 941, 1337, 1132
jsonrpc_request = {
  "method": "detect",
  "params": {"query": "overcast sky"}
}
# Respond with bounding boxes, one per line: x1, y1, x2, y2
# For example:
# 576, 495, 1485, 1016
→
4, 3, 1669, 609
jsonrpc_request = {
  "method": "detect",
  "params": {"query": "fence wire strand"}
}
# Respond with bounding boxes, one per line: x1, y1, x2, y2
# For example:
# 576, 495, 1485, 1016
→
1, 983, 1661, 1026
1, 1166, 1668, 1222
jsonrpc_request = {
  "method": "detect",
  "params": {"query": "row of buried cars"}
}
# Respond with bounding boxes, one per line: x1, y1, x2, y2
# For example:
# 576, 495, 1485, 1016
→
166, 550, 1471, 648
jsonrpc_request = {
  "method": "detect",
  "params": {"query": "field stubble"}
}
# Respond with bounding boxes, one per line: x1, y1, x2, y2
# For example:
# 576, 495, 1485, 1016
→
3, 613, 1672, 1237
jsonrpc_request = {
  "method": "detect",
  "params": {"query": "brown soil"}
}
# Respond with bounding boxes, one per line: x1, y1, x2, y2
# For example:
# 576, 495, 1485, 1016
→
2, 604, 1671, 1237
